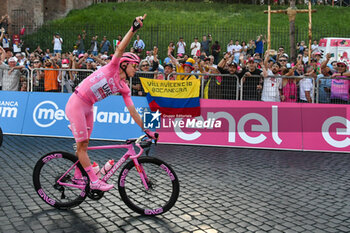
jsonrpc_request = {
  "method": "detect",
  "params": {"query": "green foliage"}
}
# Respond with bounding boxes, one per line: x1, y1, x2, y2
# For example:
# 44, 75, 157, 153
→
23, 2, 350, 58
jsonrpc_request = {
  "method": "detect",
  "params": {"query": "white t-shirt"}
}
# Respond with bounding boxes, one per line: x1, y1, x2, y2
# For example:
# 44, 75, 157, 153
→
311, 44, 319, 52
299, 78, 314, 101
177, 41, 186, 54
261, 70, 282, 102
302, 56, 309, 64
232, 45, 242, 55
2, 38, 10, 48
53, 37, 63, 51
227, 44, 234, 54
190, 42, 200, 56
13, 44, 21, 53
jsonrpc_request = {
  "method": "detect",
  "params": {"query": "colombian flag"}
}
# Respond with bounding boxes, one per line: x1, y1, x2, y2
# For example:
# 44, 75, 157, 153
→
140, 78, 200, 117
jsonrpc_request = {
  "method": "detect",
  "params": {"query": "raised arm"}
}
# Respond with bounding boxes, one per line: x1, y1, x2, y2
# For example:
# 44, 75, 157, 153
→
115, 14, 147, 58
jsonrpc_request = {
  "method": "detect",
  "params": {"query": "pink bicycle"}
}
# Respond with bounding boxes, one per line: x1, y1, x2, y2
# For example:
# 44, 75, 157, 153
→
33, 134, 179, 216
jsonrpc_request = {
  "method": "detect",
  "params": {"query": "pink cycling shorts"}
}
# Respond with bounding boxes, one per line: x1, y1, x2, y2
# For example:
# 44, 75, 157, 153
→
65, 93, 94, 143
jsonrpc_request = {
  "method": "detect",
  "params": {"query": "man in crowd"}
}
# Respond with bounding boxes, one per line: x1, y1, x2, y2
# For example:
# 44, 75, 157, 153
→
240, 57, 263, 101
43, 58, 59, 92
100, 36, 111, 54
52, 33, 63, 55
190, 37, 201, 57
133, 34, 145, 57
217, 52, 239, 100
176, 37, 186, 57
0, 46, 24, 91
201, 34, 212, 56
75, 31, 86, 55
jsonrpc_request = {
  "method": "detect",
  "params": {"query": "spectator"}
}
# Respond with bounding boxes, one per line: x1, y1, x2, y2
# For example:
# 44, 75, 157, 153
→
133, 34, 145, 57
241, 41, 248, 60
0, 14, 9, 33
176, 37, 186, 56
211, 41, 221, 65
115, 35, 123, 49
190, 37, 201, 57
0, 56, 24, 91
58, 58, 74, 93
13, 39, 22, 54
302, 48, 309, 64
298, 65, 316, 103
317, 66, 332, 103
227, 39, 234, 55
330, 60, 350, 104
89, 35, 99, 56
100, 35, 111, 54
75, 31, 86, 55
217, 52, 239, 100
232, 40, 242, 64
311, 39, 319, 53
31, 59, 45, 92
297, 41, 307, 55
247, 39, 256, 57
43, 58, 59, 92
255, 34, 265, 57
168, 47, 196, 80
201, 34, 212, 56
131, 59, 152, 96
240, 57, 263, 101
163, 63, 175, 80
282, 72, 298, 103
52, 33, 63, 55
261, 53, 282, 102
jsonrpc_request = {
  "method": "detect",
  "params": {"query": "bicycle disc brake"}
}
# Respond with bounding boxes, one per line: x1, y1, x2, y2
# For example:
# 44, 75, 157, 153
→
86, 189, 105, 200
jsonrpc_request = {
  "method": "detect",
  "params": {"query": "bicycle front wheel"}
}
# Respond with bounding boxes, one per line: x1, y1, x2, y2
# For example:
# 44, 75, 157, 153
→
118, 157, 180, 215
33, 151, 88, 210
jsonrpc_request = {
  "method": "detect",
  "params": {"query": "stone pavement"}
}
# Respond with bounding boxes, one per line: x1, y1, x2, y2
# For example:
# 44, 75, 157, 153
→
1, 135, 350, 233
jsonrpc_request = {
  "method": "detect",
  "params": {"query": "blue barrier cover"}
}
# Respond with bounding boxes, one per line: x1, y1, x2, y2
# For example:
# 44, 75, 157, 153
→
0, 91, 29, 134
16, 92, 149, 140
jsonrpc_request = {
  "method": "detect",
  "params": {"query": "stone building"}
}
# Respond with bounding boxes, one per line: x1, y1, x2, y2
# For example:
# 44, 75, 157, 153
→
0, 0, 94, 34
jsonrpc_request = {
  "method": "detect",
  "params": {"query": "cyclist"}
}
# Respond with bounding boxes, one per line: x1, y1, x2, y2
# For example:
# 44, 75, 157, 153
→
65, 14, 157, 192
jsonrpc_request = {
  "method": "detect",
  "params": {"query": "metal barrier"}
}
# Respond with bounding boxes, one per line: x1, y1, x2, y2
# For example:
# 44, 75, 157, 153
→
0, 66, 30, 92
240, 74, 316, 103
166, 72, 240, 100
316, 76, 350, 104
30, 68, 94, 92
130, 71, 164, 96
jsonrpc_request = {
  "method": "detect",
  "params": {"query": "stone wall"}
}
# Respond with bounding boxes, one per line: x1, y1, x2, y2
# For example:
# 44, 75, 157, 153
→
1, 0, 93, 34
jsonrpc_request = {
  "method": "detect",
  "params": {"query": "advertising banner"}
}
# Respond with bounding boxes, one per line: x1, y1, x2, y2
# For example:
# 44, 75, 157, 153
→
21, 92, 149, 140
0, 91, 28, 134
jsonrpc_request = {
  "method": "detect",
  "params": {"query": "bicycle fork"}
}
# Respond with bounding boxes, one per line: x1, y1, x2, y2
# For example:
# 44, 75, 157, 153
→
132, 159, 150, 190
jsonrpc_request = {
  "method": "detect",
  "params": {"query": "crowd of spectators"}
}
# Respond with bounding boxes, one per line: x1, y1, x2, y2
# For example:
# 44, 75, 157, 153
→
0, 22, 349, 104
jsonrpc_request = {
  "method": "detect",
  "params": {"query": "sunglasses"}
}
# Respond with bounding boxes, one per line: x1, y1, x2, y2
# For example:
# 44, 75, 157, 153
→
338, 65, 346, 68
34, 61, 40, 63
279, 60, 287, 62
141, 64, 149, 67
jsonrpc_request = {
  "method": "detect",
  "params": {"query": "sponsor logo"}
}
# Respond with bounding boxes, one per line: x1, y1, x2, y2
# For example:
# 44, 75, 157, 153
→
42, 153, 63, 163
144, 208, 163, 215
33, 101, 67, 127
160, 164, 175, 181
38, 188, 56, 206
175, 105, 282, 145
119, 169, 129, 187
322, 116, 350, 148
0, 101, 18, 118
143, 110, 161, 129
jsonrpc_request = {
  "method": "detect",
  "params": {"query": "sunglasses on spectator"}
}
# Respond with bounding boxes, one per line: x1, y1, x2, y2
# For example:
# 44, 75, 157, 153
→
338, 65, 346, 67
279, 59, 287, 62
141, 64, 149, 67
34, 61, 40, 63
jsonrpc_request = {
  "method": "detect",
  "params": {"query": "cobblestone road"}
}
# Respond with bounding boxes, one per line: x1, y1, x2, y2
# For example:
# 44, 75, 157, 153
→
1, 135, 350, 233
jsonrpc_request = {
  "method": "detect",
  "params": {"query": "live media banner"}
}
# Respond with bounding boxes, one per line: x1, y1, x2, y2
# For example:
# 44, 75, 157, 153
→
158, 99, 350, 152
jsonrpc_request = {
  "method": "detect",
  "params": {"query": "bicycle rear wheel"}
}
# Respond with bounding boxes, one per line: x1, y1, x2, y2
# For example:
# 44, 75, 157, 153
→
33, 151, 88, 210
118, 157, 179, 215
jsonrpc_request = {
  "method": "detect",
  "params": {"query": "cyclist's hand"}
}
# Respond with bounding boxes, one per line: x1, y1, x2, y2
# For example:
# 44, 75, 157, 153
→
131, 14, 147, 32
144, 129, 159, 140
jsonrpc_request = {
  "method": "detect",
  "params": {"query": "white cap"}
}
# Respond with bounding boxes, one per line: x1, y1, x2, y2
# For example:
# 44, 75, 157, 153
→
8, 57, 17, 62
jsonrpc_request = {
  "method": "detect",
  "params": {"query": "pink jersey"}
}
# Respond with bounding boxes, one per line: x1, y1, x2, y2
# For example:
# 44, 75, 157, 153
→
75, 55, 133, 106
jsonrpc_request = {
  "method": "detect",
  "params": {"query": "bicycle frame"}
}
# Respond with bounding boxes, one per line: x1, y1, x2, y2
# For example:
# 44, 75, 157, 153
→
57, 135, 150, 190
